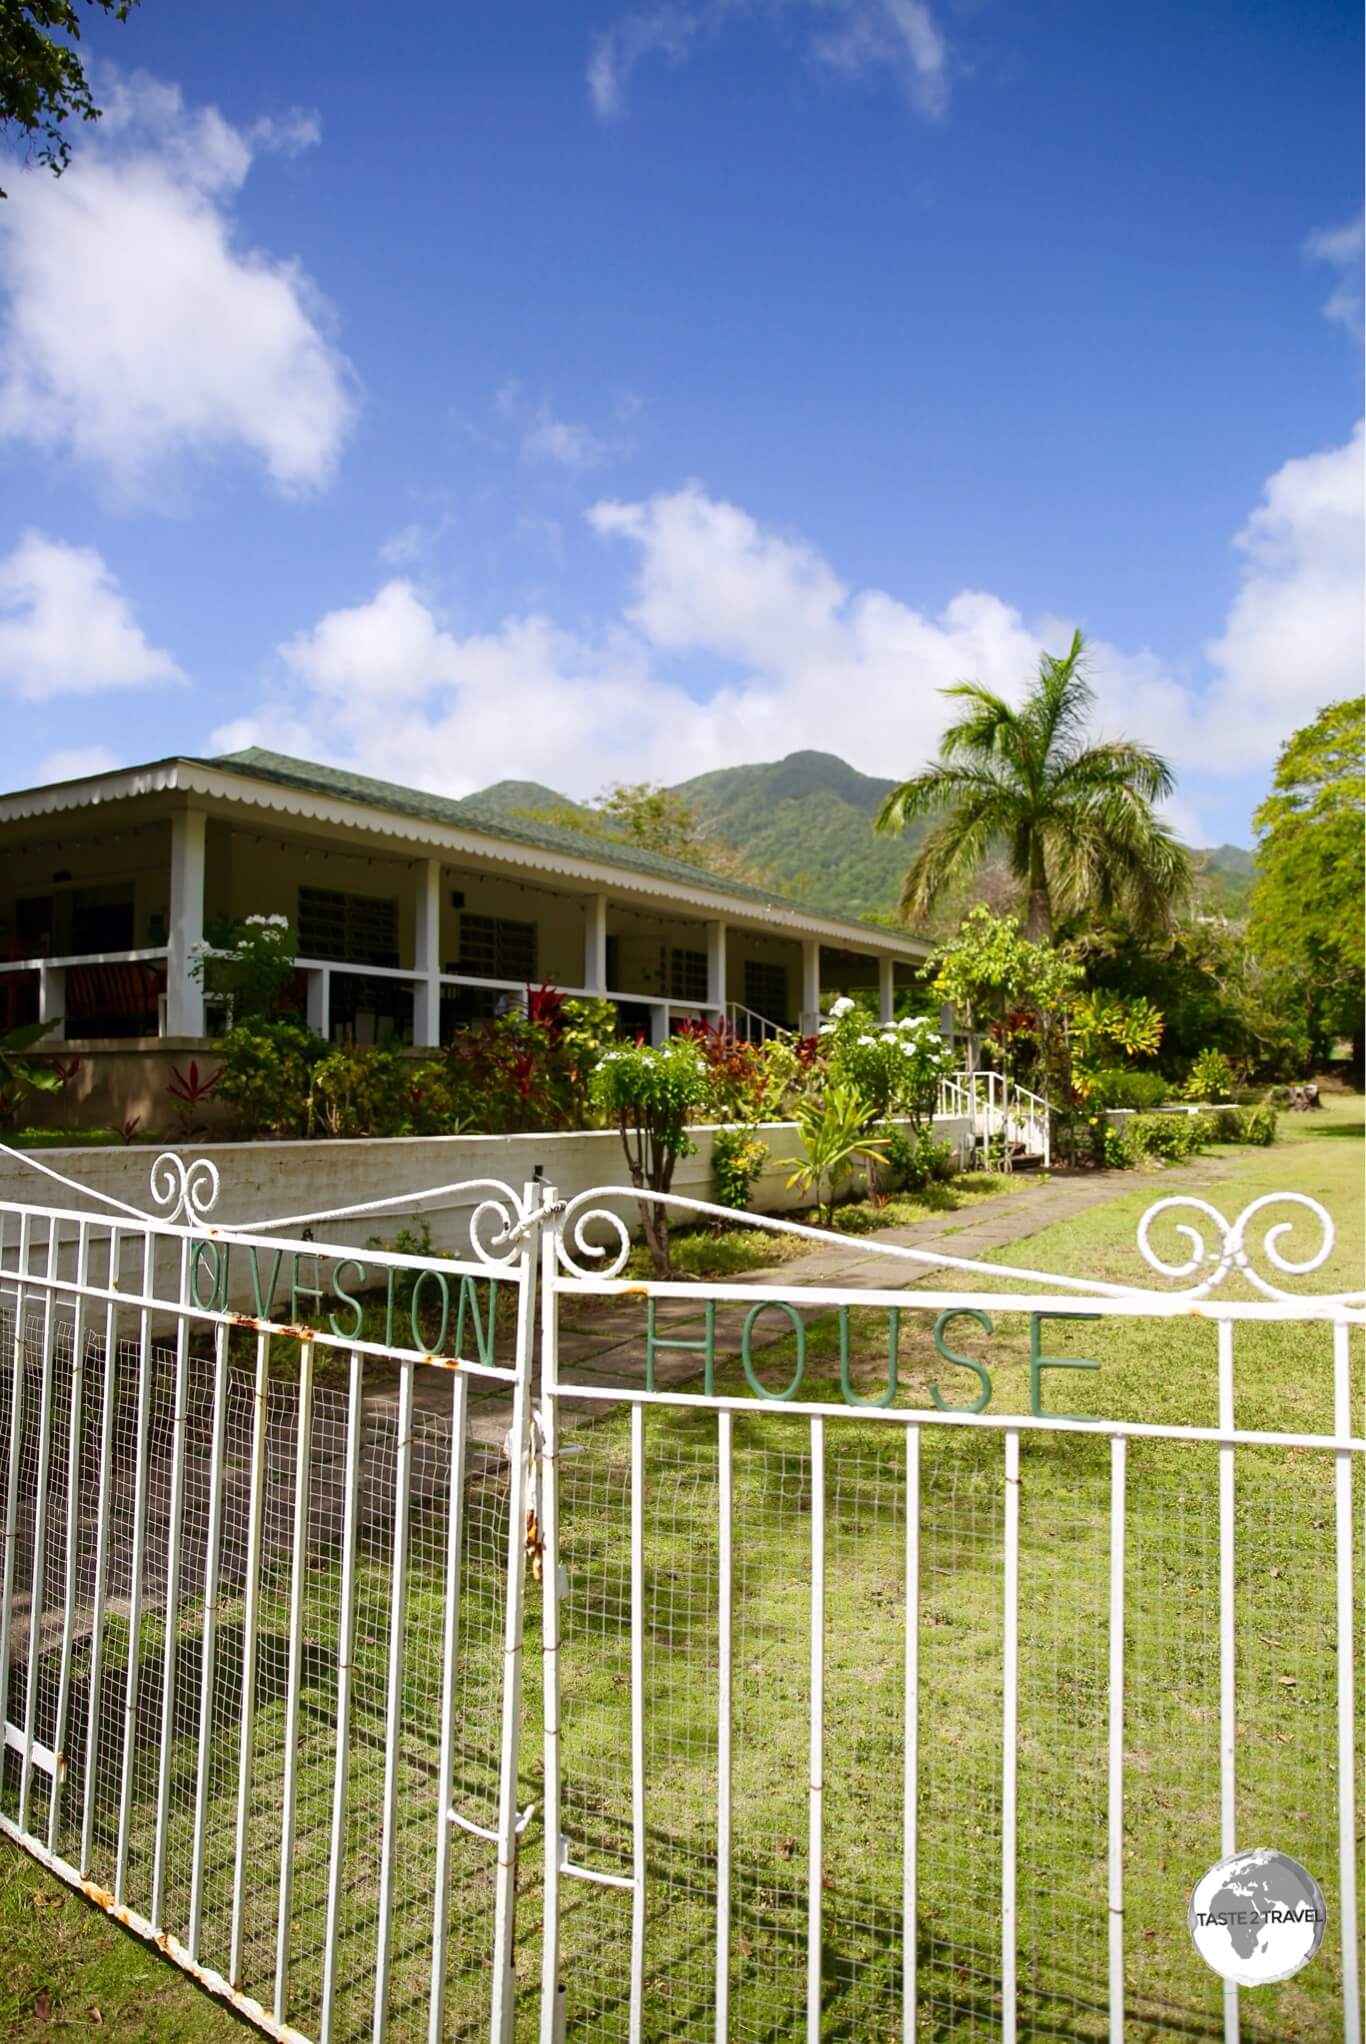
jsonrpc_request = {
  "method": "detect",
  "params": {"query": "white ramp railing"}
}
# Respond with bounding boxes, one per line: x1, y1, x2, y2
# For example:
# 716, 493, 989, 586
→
937, 1068, 1051, 1165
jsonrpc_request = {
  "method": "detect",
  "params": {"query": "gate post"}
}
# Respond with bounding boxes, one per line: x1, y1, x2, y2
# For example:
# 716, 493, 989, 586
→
489, 1180, 545, 2044
537, 1185, 567, 2044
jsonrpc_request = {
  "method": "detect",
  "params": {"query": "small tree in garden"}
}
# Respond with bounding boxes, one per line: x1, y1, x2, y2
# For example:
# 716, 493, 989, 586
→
934, 908, 1084, 1166
933, 907, 1039, 1081
589, 1036, 710, 1276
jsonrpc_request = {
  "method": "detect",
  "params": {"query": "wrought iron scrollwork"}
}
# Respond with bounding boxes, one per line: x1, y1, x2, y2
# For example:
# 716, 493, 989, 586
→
1136, 1192, 1344, 1301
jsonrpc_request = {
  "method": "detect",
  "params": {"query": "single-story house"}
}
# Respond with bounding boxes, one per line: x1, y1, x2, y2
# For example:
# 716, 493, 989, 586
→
0, 749, 937, 1093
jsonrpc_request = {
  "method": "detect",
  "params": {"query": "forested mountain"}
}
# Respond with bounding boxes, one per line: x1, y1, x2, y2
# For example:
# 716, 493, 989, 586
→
465, 751, 1251, 922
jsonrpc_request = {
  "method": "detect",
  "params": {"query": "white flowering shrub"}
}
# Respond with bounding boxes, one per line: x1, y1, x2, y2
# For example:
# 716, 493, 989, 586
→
822, 1007, 953, 1121
192, 913, 297, 1024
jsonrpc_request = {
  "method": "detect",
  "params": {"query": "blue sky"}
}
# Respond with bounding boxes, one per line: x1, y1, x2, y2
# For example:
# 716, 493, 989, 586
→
1, 0, 1361, 845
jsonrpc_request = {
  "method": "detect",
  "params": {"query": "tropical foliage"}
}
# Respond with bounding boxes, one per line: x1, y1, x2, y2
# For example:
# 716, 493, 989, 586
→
876, 631, 1191, 937
710, 1125, 771, 1210
782, 1085, 887, 1228
1248, 696, 1364, 1070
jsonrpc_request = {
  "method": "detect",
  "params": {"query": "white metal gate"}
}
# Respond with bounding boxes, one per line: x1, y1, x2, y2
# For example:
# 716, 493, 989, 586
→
1, 1150, 1362, 2043
532, 1183, 1363, 2044
0, 1153, 542, 2043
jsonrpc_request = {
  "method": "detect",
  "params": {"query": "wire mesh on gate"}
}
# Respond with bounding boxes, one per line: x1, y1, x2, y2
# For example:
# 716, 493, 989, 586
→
539, 1356, 1362, 2042
0, 1298, 516, 2044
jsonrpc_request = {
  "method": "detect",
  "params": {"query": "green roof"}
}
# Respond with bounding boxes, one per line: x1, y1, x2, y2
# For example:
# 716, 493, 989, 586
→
203, 747, 923, 947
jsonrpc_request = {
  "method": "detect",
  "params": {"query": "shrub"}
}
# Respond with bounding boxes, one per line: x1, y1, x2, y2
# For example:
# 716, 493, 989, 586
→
711, 1125, 770, 1210
1100, 1100, 1277, 1170
308, 1042, 413, 1138
879, 1120, 953, 1191
194, 914, 297, 1023
1183, 1047, 1236, 1102
1079, 1066, 1171, 1112
216, 1019, 319, 1138
819, 999, 953, 1123
1128, 1111, 1204, 1160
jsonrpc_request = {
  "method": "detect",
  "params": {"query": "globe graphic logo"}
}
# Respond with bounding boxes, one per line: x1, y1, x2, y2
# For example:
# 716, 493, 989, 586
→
1188, 1849, 1327, 1987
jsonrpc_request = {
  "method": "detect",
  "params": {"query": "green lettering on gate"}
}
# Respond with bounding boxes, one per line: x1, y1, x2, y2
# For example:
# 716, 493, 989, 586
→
327, 1259, 367, 1341
838, 1305, 899, 1409
1029, 1312, 1101, 1419
246, 1245, 285, 1320
453, 1276, 496, 1364
410, 1268, 451, 1354
645, 1296, 716, 1394
290, 1253, 325, 1325
189, 1238, 228, 1311
930, 1308, 993, 1414
741, 1301, 806, 1401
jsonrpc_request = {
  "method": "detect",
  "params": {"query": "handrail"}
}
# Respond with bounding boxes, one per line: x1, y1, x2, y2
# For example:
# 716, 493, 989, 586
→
935, 1069, 1051, 1165
726, 1002, 787, 1043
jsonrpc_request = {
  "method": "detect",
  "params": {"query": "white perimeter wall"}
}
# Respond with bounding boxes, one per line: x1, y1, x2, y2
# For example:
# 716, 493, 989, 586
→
1, 1116, 973, 1312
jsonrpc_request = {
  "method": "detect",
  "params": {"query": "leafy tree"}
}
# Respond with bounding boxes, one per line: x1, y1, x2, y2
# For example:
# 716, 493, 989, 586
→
589, 1037, 710, 1276
876, 630, 1191, 938
1248, 697, 1365, 1071
1, 1, 138, 199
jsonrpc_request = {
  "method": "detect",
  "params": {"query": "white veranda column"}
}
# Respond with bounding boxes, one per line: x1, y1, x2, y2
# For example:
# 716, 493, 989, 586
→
37, 965, 65, 1044
879, 955, 895, 1025
801, 939, 821, 1034
166, 808, 206, 1037
707, 921, 727, 1022
414, 858, 442, 1047
584, 894, 608, 992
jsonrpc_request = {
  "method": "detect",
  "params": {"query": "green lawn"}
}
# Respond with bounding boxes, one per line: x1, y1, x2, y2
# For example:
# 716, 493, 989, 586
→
1, 1099, 1361, 2040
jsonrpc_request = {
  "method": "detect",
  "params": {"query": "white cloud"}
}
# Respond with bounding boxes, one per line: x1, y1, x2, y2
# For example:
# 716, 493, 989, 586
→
588, 1, 949, 120
0, 73, 354, 498
35, 745, 122, 783
215, 429, 1363, 825
810, 0, 948, 118
1203, 422, 1365, 767
588, 7, 700, 118
496, 381, 613, 469
1305, 213, 1364, 339
0, 531, 184, 700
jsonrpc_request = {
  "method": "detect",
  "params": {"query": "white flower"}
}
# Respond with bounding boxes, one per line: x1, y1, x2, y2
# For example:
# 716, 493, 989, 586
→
830, 996, 855, 1018
857, 1033, 877, 1046
897, 1016, 916, 1030
817, 1023, 835, 1036
268, 913, 289, 927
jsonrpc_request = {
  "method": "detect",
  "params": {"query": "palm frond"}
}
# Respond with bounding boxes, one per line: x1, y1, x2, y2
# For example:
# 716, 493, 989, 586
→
897, 802, 1002, 920
875, 762, 1010, 836
1052, 738, 1175, 804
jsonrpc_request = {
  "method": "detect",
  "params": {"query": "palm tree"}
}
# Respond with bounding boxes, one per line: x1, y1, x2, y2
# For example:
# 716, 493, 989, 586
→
876, 631, 1191, 939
